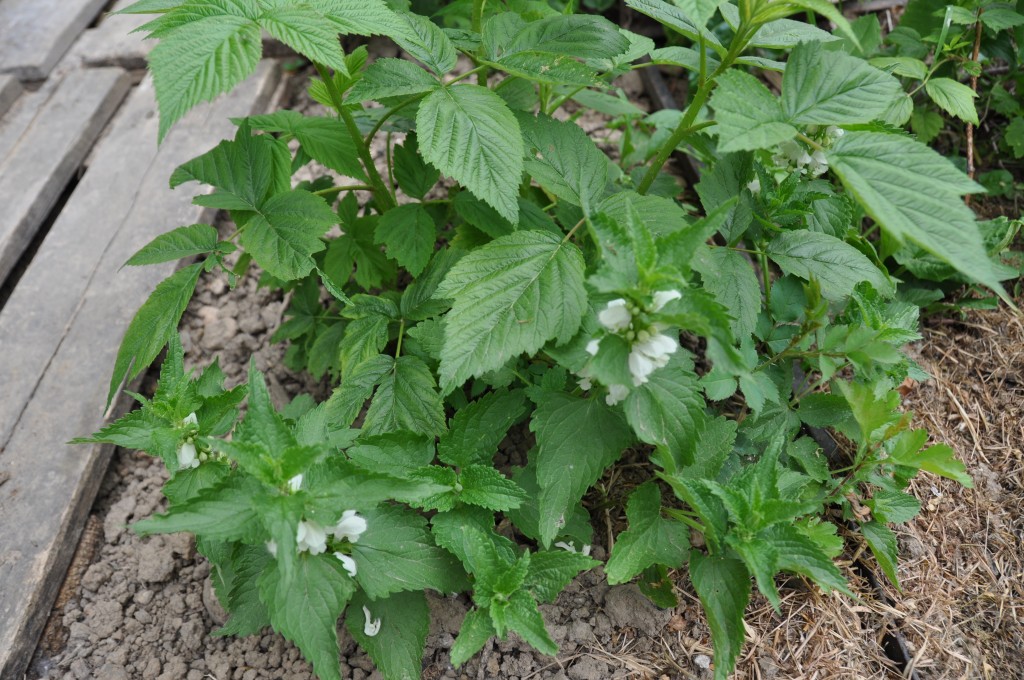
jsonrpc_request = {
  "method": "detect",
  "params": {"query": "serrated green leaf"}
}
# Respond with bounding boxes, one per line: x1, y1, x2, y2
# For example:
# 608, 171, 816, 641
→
393, 134, 440, 199
260, 555, 354, 680
766, 230, 893, 301
890, 442, 973, 487
728, 535, 781, 611
506, 590, 557, 656
438, 389, 527, 468
524, 550, 596, 603
436, 230, 586, 392
215, 544, 271, 637
782, 42, 903, 125
520, 113, 608, 213
134, 476, 262, 541
860, 520, 900, 589
349, 58, 439, 101
718, 3, 839, 48
491, 52, 598, 86
868, 56, 928, 80
624, 352, 707, 467
347, 432, 435, 475
710, 70, 796, 152
245, 110, 365, 179
323, 354, 394, 427
390, 12, 457, 75
345, 590, 429, 680
239, 190, 338, 281
531, 393, 633, 545
869, 490, 920, 524
625, 0, 724, 52
417, 85, 524, 224
258, 4, 348, 75
350, 505, 468, 598
693, 247, 761, 337
459, 465, 528, 511
108, 263, 203, 405
827, 132, 1006, 299
171, 123, 287, 210
149, 13, 262, 141
125, 224, 220, 266
925, 77, 979, 125
689, 551, 750, 680
606, 483, 689, 584
505, 14, 630, 59
311, 0, 397, 36
451, 607, 495, 667
374, 203, 436, 276
363, 355, 446, 437
765, 524, 851, 595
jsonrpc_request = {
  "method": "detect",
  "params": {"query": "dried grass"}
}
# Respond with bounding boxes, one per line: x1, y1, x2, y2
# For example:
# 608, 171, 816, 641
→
624, 301, 1024, 680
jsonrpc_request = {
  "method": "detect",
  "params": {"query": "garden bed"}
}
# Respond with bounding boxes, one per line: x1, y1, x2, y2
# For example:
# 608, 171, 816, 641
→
23, 52, 1024, 679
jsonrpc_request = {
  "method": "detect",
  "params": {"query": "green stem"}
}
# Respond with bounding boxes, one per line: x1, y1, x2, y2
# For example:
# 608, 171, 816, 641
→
759, 247, 772, 308
313, 184, 374, 196
636, 29, 751, 195
548, 85, 587, 115
395, 318, 406, 358
471, 0, 486, 32
314, 62, 395, 211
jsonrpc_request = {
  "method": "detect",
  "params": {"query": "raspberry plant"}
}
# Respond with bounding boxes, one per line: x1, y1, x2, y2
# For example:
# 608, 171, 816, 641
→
79, 0, 1022, 678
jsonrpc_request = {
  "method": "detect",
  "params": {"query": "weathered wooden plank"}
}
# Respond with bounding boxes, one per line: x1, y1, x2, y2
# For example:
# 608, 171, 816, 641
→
0, 0, 109, 81
0, 67, 130, 286
73, 0, 152, 70
0, 75, 22, 119
0, 60, 281, 680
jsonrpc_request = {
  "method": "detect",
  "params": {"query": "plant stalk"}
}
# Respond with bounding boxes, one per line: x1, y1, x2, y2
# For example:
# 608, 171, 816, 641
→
314, 63, 395, 211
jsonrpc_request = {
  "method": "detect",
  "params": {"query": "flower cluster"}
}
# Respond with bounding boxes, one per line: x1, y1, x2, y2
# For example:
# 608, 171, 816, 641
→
267, 510, 367, 578
582, 291, 682, 405
772, 139, 829, 176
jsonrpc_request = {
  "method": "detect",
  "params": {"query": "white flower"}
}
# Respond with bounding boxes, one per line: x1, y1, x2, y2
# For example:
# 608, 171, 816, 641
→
362, 606, 381, 637
331, 510, 367, 543
746, 177, 761, 193
628, 332, 678, 385
651, 289, 682, 312
776, 139, 805, 165
266, 540, 278, 558
585, 339, 601, 356
182, 412, 198, 427
598, 299, 632, 332
577, 366, 593, 391
555, 541, 594, 557
178, 441, 200, 470
826, 125, 844, 139
605, 383, 629, 406
334, 552, 357, 577
296, 520, 328, 555
287, 474, 304, 492
807, 149, 829, 177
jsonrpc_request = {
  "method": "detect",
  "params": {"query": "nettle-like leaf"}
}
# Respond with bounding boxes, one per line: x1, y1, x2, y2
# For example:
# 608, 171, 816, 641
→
765, 230, 894, 301
374, 203, 436, 276
125, 224, 222, 266
606, 483, 689, 584
519, 113, 609, 214
108, 263, 203, 404
826, 132, 1007, 299
435, 230, 587, 393
348, 58, 439, 101
239, 190, 340, 280
259, 556, 354, 680
711, 70, 797, 153
245, 110, 366, 179
362, 355, 447, 438
345, 590, 430, 680
623, 352, 707, 468
438, 389, 528, 468
417, 84, 524, 224
349, 505, 468, 599
689, 551, 751, 680
531, 392, 633, 546
781, 42, 903, 125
